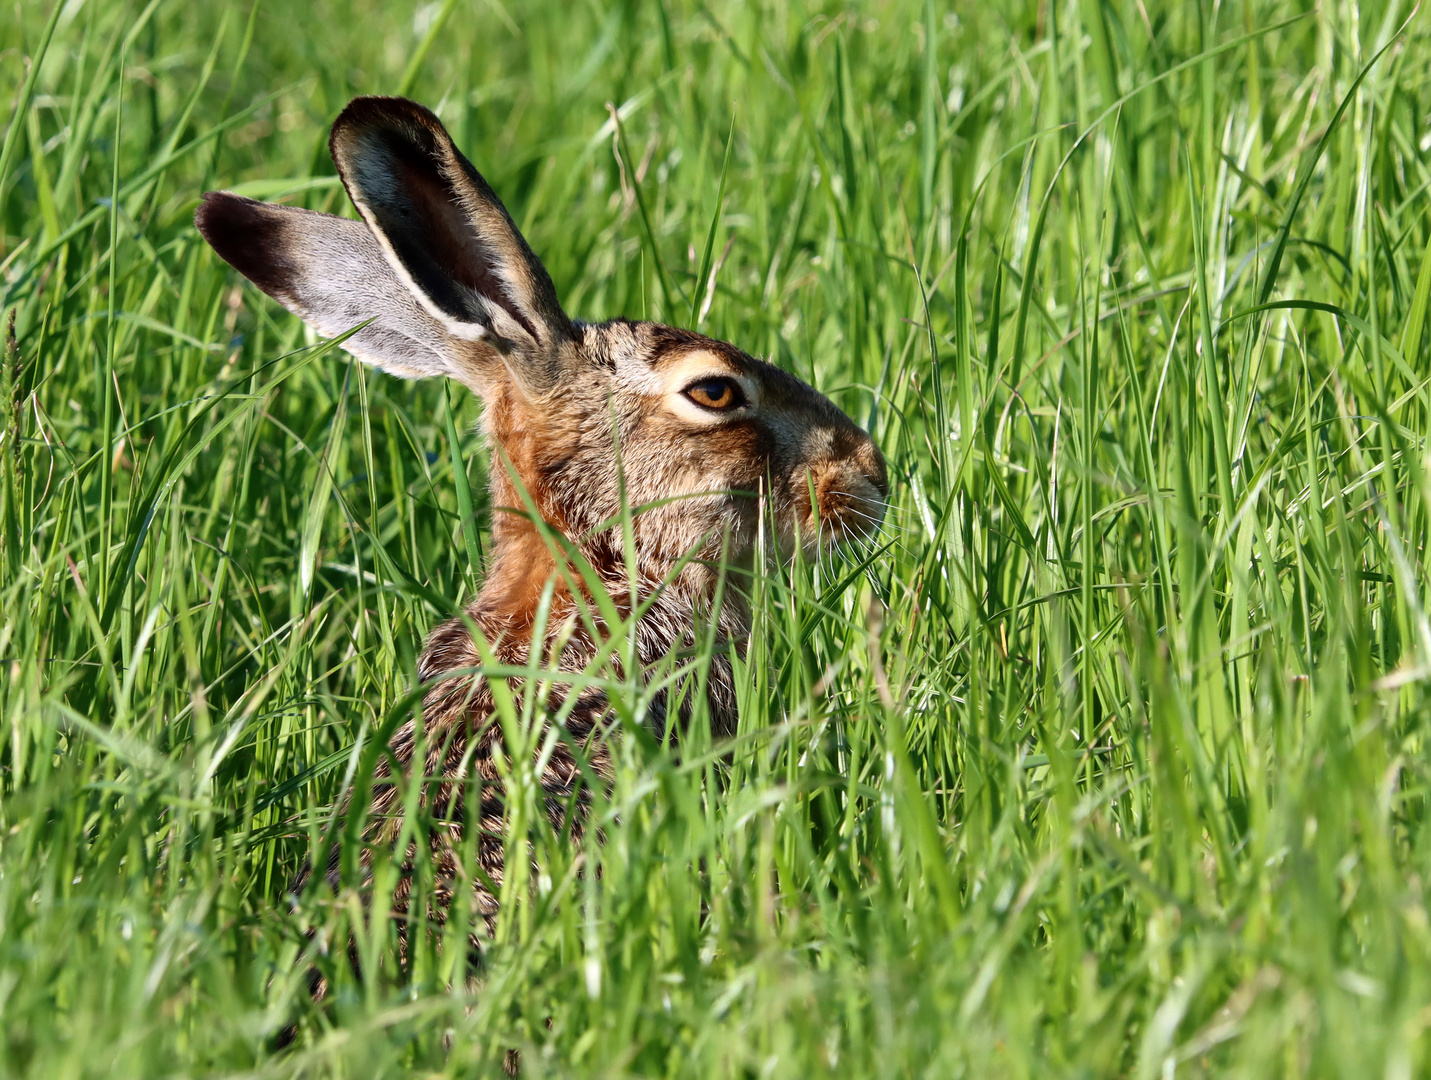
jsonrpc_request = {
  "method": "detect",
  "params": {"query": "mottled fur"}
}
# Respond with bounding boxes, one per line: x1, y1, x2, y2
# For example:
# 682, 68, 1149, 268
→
195, 97, 886, 939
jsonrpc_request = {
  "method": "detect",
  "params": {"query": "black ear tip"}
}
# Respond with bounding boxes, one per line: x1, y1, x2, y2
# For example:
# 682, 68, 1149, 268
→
194, 189, 220, 234
193, 192, 295, 300
329, 96, 446, 160
195, 190, 250, 241
195, 191, 266, 253
331, 95, 445, 145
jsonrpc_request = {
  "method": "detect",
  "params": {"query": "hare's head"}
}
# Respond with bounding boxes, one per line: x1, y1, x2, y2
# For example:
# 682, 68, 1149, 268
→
197, 97, 886, 603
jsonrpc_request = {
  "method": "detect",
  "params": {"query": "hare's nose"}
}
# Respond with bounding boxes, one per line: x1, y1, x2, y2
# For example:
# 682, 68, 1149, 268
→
855, 437, 888, 500
835, 428, 887, 504
830, 425, 887, 491
813, 429, 887, 538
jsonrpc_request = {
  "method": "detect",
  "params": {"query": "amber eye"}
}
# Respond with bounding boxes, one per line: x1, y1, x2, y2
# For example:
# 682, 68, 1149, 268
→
683, 377, 746, 411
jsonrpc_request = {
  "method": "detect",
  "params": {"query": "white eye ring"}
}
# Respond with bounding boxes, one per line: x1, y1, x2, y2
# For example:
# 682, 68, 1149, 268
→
663, 368, 756, 426
683, 376, 746, 411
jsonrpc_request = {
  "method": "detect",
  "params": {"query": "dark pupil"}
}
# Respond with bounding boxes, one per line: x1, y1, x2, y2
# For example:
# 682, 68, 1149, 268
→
700, 380, 730, 403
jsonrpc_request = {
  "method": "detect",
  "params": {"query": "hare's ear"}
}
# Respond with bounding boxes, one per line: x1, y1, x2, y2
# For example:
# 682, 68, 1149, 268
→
195, 192, 470, 383
329, 96, 575, 387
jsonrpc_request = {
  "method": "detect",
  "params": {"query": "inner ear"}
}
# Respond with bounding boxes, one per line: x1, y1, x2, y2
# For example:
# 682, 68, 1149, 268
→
343, 124, 539, 342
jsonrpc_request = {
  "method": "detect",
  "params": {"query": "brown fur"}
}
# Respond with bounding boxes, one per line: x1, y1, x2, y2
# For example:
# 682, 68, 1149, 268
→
195, 97, 887, 947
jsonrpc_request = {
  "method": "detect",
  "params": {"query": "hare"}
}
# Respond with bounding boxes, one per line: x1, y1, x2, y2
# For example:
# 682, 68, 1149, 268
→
195, 96, 887, 938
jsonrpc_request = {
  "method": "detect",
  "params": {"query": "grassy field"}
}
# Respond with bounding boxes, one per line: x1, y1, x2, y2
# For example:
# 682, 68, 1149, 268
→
2, 0, 1430, 1074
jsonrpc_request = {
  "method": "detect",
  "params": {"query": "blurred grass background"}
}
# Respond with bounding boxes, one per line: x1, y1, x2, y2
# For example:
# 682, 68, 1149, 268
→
3, 0, 1431, 1075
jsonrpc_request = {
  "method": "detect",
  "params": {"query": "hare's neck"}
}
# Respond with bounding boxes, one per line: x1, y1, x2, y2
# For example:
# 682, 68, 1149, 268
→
470, 529, 744, 737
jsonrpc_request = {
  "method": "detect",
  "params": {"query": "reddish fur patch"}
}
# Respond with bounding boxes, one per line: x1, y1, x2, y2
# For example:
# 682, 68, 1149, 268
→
477, 519, 563, 638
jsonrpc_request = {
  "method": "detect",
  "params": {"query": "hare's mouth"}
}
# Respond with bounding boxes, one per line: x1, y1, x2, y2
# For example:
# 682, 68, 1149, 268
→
818, 479, 887, 541
789, 473, 886, 558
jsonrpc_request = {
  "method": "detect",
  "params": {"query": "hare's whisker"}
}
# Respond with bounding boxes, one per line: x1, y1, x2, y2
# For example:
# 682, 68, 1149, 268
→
823, 494, 912, 527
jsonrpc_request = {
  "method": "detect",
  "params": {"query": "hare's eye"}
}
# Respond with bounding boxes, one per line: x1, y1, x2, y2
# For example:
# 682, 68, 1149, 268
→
684, 377, 745, 411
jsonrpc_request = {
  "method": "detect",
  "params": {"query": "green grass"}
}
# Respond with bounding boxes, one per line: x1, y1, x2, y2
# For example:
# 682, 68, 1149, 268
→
2, 0, 1431, 1074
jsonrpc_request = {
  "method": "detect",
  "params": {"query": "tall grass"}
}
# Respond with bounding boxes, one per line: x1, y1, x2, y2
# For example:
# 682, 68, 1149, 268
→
3, 0, 1431, 1074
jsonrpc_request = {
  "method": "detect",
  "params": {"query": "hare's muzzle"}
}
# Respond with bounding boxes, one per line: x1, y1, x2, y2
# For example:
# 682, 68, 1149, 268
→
804, 430, 888, 548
